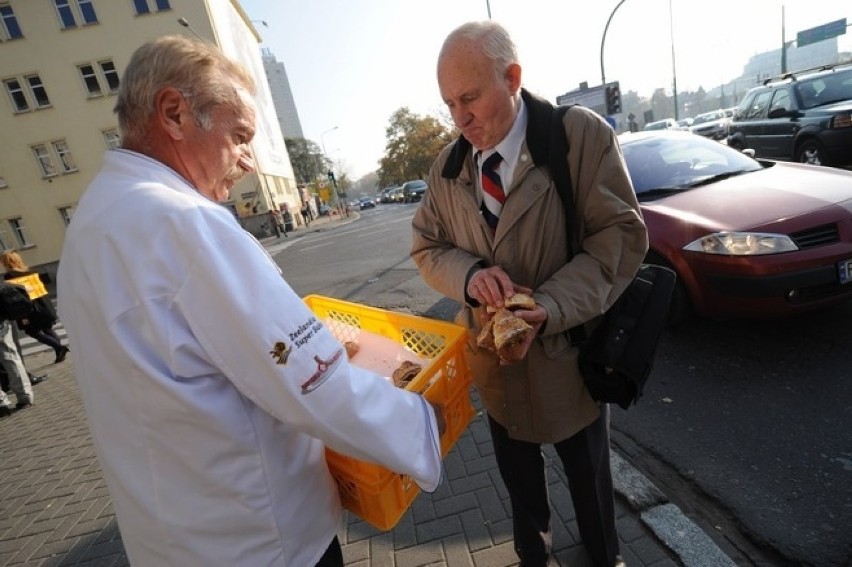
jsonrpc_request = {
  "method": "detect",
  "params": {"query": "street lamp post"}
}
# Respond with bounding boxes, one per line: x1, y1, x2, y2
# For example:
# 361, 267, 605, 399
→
600, 0, 627, 86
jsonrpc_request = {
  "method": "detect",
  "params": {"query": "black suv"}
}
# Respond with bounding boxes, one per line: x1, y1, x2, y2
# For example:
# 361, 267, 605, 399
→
727, 63, 852, 167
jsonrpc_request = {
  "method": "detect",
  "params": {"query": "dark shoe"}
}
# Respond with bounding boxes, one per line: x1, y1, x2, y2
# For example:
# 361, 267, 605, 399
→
15, 401, 32, 410
0, 406, 11, 418
55, 346, 70, 363
30, 374, 48, 385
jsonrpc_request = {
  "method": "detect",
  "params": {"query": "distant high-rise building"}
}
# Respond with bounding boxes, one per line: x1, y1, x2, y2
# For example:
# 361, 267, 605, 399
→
262, 48, 304, 139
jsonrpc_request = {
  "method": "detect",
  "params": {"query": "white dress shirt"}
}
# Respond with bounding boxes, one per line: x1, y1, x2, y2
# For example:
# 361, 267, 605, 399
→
58, 150, 441, 566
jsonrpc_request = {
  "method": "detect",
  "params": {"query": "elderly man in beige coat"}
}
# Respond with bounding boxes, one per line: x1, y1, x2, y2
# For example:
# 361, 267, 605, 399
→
411, 21, 647, 567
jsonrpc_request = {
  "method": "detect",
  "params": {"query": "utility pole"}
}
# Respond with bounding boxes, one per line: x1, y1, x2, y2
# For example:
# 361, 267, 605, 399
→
600, 0, 628, 86
781, 5, 787, 74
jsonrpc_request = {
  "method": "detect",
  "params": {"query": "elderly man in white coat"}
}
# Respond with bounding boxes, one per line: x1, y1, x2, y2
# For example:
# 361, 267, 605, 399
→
57, 36, 442, 567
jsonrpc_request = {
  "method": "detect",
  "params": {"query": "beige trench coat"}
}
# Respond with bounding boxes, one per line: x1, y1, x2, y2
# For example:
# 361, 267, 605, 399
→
412, 99, 648, 443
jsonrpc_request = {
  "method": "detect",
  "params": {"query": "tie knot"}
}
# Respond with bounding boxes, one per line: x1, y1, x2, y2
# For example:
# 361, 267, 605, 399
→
483, 151, 502, 172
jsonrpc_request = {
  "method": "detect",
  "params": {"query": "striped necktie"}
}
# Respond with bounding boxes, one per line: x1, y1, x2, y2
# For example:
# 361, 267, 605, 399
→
480, 151, 504, 230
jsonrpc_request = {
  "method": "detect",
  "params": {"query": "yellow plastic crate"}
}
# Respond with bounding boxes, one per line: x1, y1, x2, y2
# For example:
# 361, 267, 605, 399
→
303, 294, 474, 531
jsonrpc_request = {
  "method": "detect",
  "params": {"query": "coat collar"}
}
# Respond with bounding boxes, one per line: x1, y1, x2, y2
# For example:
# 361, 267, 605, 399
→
441, 88, 556, 180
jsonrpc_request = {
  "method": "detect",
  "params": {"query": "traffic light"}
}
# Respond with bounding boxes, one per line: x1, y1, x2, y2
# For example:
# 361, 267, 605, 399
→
605, 82, 622, 115
327, 170, 336, 183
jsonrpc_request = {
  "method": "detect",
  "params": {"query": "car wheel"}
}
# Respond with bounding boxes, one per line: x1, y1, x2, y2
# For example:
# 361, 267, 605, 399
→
795, 139, 827, 166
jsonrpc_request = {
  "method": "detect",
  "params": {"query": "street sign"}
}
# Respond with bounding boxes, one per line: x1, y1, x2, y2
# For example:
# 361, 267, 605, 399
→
797, 18, 847, 48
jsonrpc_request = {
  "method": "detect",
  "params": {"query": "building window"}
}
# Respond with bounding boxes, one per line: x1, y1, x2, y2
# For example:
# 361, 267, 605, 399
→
103, 128, 121, 149
0, 224, 10, 251
4, 74, 51, 112
4, 78, 26, 111
8, 217, 31, 248
133, 0, 171, 15
0, 3, 23, 40
32, 140, 77, 177
55, 0, 98, 29
79, 60, 119, 97
27, 75, 50, 107
59, 206, 75, 226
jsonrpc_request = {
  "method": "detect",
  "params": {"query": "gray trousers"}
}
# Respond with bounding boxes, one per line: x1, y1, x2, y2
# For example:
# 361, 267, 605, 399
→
0, 320, 33, 407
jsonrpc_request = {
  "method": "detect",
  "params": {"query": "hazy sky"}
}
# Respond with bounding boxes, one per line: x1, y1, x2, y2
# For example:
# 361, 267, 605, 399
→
237, 0, 850, 180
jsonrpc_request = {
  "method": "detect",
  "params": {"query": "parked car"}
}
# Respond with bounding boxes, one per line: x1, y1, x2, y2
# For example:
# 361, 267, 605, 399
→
401, 180, 428, 203
619, 130, 852, 323
676, 117, 694, 129
358, 196, 376, 210
643, 118, 679, 131
727, 62, 852, 167
688, 109, 732, 140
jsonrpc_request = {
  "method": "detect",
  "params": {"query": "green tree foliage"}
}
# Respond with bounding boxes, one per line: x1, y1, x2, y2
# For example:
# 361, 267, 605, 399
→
378, 107, 454, 188
284, 138, 329, 185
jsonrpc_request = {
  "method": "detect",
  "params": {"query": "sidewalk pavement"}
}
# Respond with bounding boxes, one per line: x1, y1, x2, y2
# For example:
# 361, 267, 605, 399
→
1, 212, 737, 566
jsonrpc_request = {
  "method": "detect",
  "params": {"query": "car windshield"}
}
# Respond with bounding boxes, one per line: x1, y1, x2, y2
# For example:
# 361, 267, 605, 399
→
621, 134, 763, 197
405, 181, 427, 189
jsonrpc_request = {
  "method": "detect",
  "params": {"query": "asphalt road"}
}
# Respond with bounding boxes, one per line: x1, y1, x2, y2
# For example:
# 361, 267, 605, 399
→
272, 203, 852, 567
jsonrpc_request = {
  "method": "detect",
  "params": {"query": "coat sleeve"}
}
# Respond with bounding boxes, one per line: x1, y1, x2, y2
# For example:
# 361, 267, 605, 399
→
411, 148, 484, 306
173, 210, 442, 491
536, 107, 649, 335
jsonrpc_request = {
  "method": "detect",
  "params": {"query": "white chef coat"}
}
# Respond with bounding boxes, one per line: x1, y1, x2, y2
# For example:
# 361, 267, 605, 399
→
57, 150, 442, 566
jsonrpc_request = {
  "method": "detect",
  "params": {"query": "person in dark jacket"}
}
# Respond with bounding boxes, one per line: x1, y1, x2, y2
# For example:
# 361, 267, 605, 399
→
0, 282, 36, 414
1, 251, 69, 363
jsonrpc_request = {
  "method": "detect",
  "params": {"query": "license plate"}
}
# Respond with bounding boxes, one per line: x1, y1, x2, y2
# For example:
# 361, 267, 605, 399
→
840, 258, 852, 285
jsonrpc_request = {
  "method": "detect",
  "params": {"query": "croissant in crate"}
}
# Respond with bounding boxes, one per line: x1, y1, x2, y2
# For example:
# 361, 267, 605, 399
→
391, 360, 421, 388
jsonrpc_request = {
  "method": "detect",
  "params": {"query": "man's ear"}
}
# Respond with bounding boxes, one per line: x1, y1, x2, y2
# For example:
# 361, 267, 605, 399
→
156, 86, 187, 141
506, 63, 522, 95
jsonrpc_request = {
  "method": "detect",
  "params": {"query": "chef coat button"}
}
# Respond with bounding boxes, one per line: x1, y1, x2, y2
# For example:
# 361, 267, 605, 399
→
520, 153, 528, 162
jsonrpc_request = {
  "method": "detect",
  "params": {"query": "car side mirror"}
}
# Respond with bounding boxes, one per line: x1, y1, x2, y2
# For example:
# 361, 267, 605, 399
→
767, 107, 796, 119
741, 148, 756, 158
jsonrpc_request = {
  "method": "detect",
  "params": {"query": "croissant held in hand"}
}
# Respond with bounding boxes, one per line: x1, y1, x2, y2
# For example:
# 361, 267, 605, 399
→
491, 308, 533, 363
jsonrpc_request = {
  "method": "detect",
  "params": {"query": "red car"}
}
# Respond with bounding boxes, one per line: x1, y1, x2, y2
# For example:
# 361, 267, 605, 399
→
619, 130, 852, 323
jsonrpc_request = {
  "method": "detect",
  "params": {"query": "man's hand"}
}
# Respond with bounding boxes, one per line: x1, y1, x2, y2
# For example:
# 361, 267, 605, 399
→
467, 266, 532, 309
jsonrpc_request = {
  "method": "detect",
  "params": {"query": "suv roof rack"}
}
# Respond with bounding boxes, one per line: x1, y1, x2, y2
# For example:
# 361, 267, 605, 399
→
762, 59, 852, 85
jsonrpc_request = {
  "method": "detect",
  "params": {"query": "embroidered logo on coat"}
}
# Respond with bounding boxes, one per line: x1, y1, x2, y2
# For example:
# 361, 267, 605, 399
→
301, 349, 343, 393
270, 341, 292, 365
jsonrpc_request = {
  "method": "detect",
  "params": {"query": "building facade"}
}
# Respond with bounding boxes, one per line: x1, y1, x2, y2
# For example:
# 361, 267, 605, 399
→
0, 0, 299, 278
262, 47, 304, 139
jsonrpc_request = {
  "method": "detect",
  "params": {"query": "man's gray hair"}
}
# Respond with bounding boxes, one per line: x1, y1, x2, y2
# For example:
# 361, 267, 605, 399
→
440, 21, 519, 78
114, 35, 256, 144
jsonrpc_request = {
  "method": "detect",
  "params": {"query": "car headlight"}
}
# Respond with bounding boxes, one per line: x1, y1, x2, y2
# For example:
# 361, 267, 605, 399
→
683, 232, 798, 255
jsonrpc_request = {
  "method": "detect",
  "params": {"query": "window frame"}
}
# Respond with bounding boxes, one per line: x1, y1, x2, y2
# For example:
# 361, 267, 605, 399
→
31, 139, 77, 178
78, 59, 120, 97
102, 128, 121, 149
54, 0, 98, 29
0, 2, 23, 40
8, 217, 31, 248
59, 205, 75, 226
132, 0, 171, 15
3, 73, 51, 112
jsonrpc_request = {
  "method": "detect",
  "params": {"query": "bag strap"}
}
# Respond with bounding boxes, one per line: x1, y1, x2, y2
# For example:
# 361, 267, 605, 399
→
548, 105, 588, 345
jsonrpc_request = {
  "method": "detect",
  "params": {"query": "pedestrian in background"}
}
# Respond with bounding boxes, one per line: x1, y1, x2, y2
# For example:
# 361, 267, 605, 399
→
412, 21, 647, 566
0, 283, 36, 415
1, 251, 69, 363
57, 35, 442, 567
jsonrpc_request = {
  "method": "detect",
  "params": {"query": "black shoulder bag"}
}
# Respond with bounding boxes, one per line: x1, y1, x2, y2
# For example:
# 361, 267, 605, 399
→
549, 106, 677, 410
